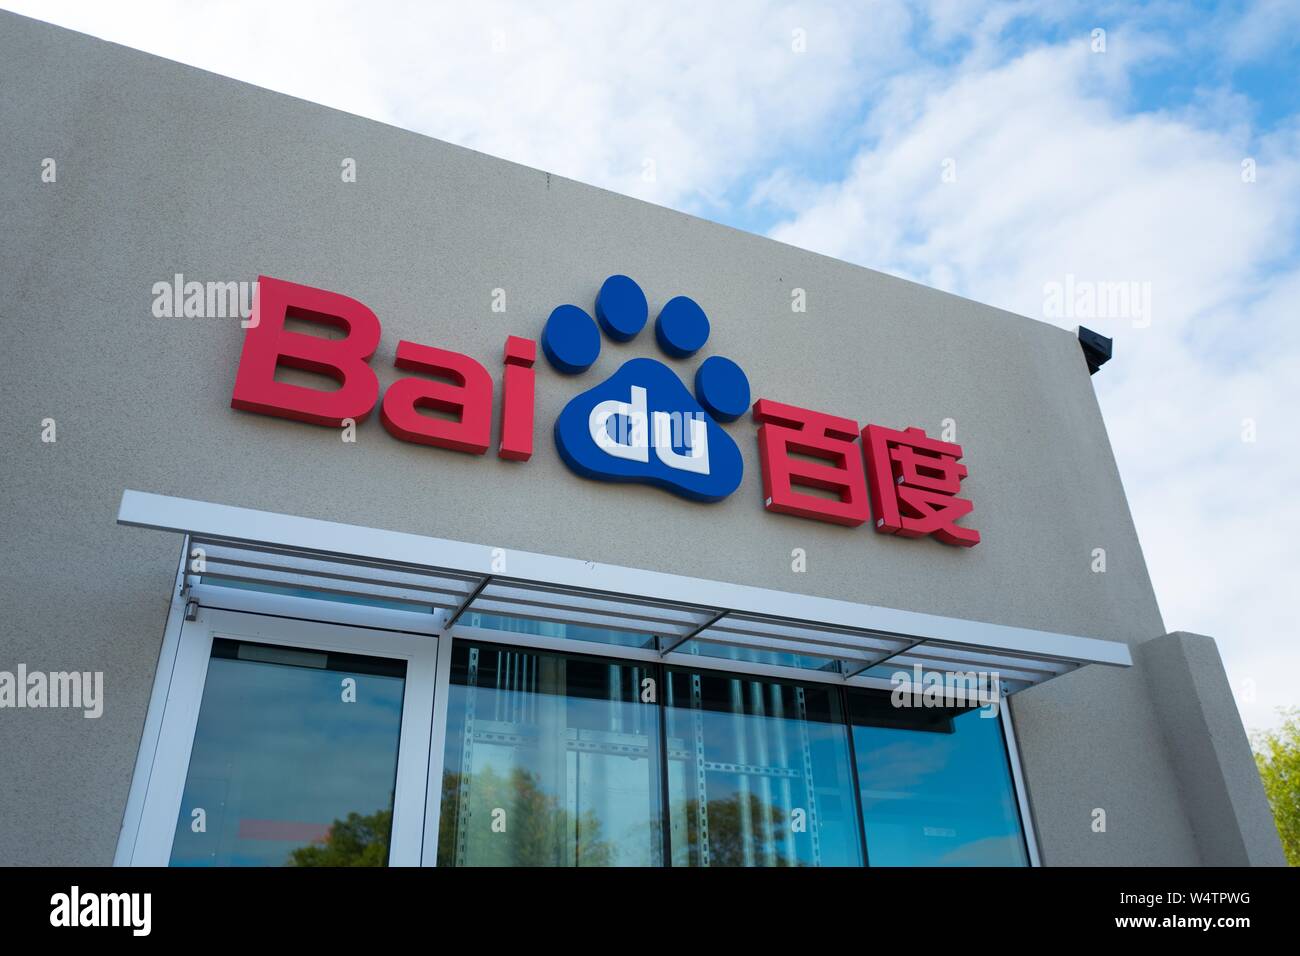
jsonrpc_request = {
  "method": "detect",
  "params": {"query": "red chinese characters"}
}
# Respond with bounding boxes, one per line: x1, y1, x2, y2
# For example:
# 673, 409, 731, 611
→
753, 400, 979, 547
863, 425, 980, 548
752, 399, 870, 526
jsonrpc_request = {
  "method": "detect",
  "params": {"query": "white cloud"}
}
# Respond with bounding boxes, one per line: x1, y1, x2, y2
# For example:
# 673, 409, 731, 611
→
3, 0, 916, 209
1224, 0, 1300, 63
767, 35, 1300, 733
6, 0, 1295, 731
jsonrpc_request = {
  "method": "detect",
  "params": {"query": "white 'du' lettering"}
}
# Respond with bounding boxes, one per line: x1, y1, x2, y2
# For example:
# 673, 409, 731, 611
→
590, 385, 650, 462
652, 410, 709, 474
588, 385, 710, 474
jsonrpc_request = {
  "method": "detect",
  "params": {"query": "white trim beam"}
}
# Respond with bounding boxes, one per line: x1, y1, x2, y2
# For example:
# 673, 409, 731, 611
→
117, 490, 1133, 681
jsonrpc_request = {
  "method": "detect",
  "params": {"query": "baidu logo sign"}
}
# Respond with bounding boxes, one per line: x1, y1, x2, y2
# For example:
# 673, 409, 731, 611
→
228, 272, 980, 546
585, 380, 706, 472
543, 275, 749, 502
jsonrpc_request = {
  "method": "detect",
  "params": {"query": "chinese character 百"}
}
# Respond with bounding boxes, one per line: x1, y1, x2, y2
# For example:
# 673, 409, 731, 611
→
753, 399, 870, 526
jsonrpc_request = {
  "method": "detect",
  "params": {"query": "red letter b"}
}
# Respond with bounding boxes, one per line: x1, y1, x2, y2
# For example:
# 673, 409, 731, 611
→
230, 275, 381, 427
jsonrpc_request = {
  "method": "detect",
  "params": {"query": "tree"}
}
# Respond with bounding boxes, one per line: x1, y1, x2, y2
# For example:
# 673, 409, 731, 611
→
1252, 707, 1300, 866
437, 767, 617, 866
675, 793, 796, 866
287, 809, 391, 867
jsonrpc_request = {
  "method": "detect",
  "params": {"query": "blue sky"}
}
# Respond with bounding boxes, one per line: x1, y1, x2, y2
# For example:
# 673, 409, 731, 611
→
734, 1, 1300, 235
8, 0, 1297, 732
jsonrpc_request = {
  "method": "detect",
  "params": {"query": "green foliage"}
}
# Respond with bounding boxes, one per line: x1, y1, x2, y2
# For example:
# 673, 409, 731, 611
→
1252, 707, 1300, 866
287, 808, 392, 867
438, 767, 617, 866
675, 793, 797, 866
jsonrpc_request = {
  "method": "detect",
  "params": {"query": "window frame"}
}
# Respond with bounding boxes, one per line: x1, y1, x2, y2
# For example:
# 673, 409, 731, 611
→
117, 536, 1042, 867
116, 542, 441, 867
433, 627, 1042, 867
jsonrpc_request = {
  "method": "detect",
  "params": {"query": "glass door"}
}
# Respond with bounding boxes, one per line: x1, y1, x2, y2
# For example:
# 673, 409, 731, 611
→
663, 667, 864, 867
130, 607, 438, 866
436, 642, 664, 866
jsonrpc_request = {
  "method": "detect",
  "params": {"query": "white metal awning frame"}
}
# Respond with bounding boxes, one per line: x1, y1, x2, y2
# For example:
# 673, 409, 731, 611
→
116, 489, 1131, 695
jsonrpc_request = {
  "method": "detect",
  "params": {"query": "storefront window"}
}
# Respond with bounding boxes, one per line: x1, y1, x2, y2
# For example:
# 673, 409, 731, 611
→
168, 639, 405, 866
436, 641, 1030, 867
847, 690, 1028, 866
664, 669, 864, 866
437, 643, 664, 865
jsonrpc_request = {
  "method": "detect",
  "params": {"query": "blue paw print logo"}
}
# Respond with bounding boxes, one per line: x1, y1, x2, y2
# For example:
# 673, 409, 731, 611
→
542, 275, 750, 502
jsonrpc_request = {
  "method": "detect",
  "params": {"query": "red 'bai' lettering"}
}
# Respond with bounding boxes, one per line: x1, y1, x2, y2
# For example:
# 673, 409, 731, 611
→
230, 275, 535, 461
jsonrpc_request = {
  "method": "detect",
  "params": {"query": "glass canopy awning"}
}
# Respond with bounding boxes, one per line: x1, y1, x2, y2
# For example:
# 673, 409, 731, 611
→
116, 490, 1131, 694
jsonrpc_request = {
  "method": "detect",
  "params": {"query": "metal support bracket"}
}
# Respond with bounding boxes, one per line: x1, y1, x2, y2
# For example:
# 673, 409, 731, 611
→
843, 637, 926, 680
442, 574, 492, 634
660, 609, 728, 657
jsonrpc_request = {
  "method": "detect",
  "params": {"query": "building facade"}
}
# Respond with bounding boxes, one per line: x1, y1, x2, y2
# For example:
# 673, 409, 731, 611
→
0, 12, 1284, 867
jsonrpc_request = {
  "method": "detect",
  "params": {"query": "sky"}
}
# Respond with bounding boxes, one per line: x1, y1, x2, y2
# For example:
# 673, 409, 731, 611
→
6, 0, 1297, 733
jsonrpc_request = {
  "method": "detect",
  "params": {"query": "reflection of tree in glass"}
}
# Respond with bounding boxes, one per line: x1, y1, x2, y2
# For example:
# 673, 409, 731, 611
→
678, 794, 800, 866
438, 767, 615, 866
287, 808, 392, 866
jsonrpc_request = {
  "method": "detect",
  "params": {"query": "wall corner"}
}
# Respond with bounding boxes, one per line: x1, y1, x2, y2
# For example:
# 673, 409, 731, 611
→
1137, 631, 1286, 866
